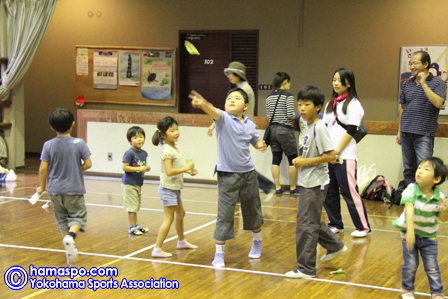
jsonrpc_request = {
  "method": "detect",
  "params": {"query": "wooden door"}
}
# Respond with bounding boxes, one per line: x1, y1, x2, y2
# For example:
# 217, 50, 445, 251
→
179, 30, 258, 114
179, 32, 232, 114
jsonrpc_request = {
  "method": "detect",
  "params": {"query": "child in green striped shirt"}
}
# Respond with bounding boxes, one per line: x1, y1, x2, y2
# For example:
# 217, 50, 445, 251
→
393, 157, 448, 299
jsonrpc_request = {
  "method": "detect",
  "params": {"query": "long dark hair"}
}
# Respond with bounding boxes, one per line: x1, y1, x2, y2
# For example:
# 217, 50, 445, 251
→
272, 72, 290, 89
152, 116, 178, 146
325, 68, 359, 114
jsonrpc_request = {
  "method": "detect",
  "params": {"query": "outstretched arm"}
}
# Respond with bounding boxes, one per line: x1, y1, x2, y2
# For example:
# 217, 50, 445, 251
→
189, 90, 221, 120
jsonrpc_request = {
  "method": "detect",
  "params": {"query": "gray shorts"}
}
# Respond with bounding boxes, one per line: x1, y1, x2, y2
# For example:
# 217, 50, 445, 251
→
158, 185, 181, 206
50, 194, 87, 232
214, 170, 263, 241
269, 123, 298, 157
122, 184, 142, 212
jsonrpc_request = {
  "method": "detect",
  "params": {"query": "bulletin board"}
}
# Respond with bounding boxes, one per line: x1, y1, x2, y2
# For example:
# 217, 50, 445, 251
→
398, 46, 448, 115
75, 45, 177, 107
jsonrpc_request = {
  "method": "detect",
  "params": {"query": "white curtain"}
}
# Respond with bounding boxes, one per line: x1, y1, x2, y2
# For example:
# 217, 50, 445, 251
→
0, 0, 57, 101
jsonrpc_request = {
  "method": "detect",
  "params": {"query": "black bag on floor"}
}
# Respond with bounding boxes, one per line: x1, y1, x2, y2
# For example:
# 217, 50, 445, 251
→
389, 180, 406, 208
360, 175, 393, 203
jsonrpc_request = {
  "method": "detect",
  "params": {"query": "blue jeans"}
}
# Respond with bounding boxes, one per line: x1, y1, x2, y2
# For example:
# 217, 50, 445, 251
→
401, 234, 443, 294
400, 133, 434, 185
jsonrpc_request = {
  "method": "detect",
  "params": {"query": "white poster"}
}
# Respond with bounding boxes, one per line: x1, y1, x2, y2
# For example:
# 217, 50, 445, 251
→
93, 50, 118, 90
119, 51, 140, 86
399, 46, 448, 115
76, 48, 88, 76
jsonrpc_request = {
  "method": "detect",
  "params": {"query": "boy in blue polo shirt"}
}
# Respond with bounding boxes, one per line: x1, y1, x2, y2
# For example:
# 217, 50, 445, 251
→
190, 88, 267, 268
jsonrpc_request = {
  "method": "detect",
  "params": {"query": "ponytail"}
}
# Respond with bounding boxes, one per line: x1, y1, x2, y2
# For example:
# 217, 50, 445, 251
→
152, 130, 163, 146
272, 72, 291, 89
152, 116, 179, 146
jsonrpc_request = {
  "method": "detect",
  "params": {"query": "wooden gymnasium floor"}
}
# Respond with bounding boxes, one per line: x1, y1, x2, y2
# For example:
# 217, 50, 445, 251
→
1, 158, 448, 298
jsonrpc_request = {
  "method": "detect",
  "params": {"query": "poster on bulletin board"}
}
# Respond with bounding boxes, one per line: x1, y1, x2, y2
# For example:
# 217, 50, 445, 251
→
141, 50, 173, 100
74, 45, 177, 107
119, 51, 140, 86
398, 46, 448, 115
93, 50, 118, 89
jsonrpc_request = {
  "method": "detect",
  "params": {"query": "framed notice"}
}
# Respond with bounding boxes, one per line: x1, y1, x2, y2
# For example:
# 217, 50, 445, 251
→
398, 46, 448, 115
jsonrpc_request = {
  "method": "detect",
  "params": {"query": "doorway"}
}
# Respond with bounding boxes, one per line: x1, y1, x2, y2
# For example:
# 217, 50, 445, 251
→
179, 30, 258, 114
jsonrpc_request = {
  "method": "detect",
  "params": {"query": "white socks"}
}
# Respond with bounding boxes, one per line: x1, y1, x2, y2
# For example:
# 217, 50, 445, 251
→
215, 243, 225, 254
252, 230, 262, 241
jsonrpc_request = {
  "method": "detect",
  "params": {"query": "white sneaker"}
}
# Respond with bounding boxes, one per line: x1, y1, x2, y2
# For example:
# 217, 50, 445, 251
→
351, 230, 370, 238
129, 226, 143, 235
136, 225, 149, 233
320, 245, 348, 261
62, 235, 78, 265
401, 292, 415, 299
285, 269, 315, 278
329, 227, 344, 234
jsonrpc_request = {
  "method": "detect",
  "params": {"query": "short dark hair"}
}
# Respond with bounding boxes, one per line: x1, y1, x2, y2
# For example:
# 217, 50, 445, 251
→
413, 51, 431, 70
48, 108, 74, 133
227, 87, 249, 104
419, 157, 448, 186
152, 116, 178, 146
272, 72, 291, 89
126, 126, 146, 142
297, 85, 325, 111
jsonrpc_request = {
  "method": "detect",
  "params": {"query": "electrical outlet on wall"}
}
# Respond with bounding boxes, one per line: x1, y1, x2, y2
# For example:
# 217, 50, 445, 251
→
108, 152, 113, 161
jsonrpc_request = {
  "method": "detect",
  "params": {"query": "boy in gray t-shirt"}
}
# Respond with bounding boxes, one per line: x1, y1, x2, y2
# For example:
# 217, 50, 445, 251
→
37, 108, 92, 266
285, 86, 347, 279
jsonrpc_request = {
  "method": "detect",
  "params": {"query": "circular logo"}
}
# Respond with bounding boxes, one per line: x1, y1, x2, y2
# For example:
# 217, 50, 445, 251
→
4, 266, 29, 290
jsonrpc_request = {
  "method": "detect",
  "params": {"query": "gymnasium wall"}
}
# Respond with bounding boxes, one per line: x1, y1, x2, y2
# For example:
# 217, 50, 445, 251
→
84, 120, 448, 194
24, 0, 448, 154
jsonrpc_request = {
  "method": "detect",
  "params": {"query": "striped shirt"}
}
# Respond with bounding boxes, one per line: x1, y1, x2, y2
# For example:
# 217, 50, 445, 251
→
399, 74, 446, 136
266, 89, 295, 127
393, 183, 445, 238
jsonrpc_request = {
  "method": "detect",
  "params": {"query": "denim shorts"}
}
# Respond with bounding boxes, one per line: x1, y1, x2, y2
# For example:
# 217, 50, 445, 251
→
158, 185, 181, 206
